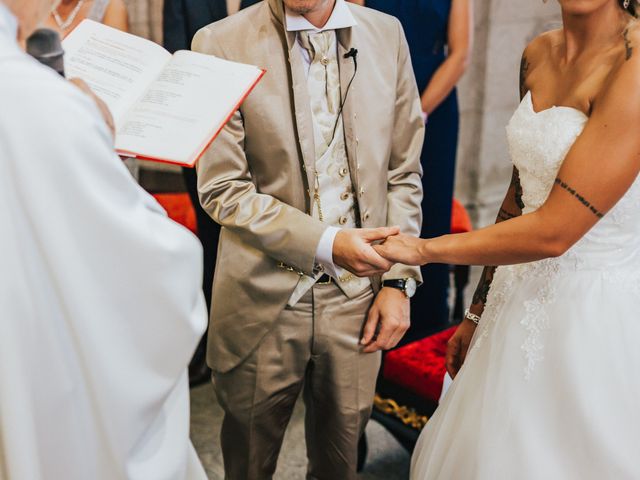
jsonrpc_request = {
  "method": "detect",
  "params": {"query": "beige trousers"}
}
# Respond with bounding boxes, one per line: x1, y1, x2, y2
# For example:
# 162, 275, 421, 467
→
212, 283, 381, 480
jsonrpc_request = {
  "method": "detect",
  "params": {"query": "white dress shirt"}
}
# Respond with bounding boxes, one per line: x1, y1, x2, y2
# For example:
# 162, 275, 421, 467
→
284, 0, 357, 280
0, 4, 207, 478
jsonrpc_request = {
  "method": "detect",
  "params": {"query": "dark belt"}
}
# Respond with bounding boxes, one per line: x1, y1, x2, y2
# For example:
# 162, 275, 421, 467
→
317, 274, 332, 285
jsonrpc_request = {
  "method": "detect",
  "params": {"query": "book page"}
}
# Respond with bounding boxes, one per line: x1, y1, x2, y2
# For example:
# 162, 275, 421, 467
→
115, 50, 263, 165
63, 20, 171, 125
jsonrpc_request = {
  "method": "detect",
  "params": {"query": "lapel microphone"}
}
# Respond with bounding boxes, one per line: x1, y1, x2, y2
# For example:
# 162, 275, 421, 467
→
344, 48, 358, 61
330, 47, 359, 141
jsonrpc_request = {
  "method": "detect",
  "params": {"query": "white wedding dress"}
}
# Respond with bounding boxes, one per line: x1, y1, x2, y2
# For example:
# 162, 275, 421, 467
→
411, 91, 640, 479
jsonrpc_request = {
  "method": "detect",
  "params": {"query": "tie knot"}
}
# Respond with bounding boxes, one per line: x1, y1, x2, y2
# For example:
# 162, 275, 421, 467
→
299, 30, 333, 66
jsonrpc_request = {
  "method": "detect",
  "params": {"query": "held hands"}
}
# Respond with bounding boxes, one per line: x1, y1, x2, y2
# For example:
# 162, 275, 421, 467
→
445, 318, 477, 378
374, 233, 427, 266
361, 287, 410, 353
333, 227, 400, 277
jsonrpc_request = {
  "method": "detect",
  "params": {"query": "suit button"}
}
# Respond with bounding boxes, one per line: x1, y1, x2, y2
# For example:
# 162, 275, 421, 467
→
339, 216, 348, 225
340, 191, 349, 201
359, 187, 365, 197
339, 167, 348, 177
363, 212, 370, 221
355, 137, 360, 145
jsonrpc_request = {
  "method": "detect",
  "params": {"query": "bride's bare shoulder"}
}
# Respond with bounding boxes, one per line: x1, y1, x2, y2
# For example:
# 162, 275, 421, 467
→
519, 30, 560, 97
522, 29, 562, 61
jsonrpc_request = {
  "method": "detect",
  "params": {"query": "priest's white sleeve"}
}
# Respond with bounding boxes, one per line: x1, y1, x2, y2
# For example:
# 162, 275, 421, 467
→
0, 60, 207, 480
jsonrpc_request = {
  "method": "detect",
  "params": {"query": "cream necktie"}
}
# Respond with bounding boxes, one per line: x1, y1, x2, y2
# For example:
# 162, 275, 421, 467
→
298, 30, 341, 155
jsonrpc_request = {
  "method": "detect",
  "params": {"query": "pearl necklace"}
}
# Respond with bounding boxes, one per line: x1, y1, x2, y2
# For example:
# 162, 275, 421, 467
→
52, 0, 86, 31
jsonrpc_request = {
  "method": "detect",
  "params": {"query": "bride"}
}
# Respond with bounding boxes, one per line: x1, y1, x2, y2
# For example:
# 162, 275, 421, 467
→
376, 0, 640, 478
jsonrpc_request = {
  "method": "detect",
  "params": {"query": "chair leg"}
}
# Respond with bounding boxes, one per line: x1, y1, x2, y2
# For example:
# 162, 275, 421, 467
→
357, 432, 368, 472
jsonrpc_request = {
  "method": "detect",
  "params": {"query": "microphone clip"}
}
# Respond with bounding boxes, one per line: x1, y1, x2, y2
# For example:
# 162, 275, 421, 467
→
343, 48, 358, 60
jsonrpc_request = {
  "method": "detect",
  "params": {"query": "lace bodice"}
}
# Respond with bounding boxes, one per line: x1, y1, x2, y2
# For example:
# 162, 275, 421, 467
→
506, 91, 640, 267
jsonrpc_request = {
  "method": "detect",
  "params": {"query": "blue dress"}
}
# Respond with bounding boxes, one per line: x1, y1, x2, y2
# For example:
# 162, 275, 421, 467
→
367, 0, 459, 334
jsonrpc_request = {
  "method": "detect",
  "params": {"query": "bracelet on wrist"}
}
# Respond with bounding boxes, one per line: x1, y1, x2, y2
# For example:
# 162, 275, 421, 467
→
464, 309, 481, 325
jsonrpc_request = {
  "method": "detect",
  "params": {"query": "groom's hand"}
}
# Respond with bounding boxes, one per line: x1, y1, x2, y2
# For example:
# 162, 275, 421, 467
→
361, 287, 410, 353
333, 227, 400, 277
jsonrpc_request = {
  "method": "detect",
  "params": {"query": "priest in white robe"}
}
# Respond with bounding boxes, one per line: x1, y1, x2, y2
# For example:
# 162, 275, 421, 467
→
0, 1, 208, 478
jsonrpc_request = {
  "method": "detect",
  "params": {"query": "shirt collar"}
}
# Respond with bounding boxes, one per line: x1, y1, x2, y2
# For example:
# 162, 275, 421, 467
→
285, 0, 356, 33
0, 2, 18, 42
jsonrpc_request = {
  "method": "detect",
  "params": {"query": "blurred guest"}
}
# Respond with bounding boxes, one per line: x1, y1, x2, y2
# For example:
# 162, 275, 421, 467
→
44, 0, 128, 37
162, 0, 260, 386
350, 0, 473, 333
0, 1, 207, 478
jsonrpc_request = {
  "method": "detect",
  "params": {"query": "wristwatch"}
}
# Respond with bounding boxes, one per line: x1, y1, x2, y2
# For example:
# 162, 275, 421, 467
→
382, 278, 417, 298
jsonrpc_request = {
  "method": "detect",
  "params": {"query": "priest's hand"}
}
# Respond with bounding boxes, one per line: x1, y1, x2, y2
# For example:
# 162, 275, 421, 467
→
361, 287, 410, 353
445, 318, 477, 378
69, 78, 116, 139
333, 227, 399, 277
374, 233, 428, 266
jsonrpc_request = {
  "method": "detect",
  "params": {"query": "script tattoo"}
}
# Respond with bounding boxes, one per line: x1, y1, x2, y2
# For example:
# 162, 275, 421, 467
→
554, 178, 604, 218
624, 28, 633, 61
519, 54, 530, 100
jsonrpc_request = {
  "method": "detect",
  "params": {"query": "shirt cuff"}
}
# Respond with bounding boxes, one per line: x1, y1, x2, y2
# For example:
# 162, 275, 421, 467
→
315, 226, 343, 279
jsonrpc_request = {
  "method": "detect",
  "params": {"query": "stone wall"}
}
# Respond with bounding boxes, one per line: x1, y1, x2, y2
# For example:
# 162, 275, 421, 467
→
455, 0, 561, 226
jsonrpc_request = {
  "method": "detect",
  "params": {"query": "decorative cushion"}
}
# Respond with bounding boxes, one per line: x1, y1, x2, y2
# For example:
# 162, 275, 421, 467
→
152, 193, 197, 235
451, 199, 472, 234
383, 326, 458, 404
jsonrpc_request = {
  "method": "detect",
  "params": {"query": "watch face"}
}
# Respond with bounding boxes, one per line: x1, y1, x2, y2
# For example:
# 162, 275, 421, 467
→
405, 278, 417, 298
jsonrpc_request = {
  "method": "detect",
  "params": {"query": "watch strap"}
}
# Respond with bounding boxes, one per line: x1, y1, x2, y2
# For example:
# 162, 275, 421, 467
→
382, 279, 406, 291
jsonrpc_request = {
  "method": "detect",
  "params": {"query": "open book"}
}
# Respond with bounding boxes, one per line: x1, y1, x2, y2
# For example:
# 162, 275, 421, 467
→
63, 20, 264, 167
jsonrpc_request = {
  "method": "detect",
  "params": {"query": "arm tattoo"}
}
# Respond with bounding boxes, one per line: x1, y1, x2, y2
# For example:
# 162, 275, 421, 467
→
514, 171, 525, 210
519, 54, 530, 100
498, 208, 518, 221
624, 28, 633, 61
471, 266, 496, 306
554, 178, 604, 218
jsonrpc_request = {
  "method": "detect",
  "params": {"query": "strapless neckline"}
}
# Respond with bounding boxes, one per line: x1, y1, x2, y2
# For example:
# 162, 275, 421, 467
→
524, 91, 588, 120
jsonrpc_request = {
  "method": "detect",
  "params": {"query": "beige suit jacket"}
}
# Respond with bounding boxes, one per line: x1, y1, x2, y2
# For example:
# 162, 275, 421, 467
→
193, 0, 424, 373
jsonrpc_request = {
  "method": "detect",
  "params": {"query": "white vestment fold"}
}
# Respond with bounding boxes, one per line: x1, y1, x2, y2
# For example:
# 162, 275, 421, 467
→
0, 5, 208, 479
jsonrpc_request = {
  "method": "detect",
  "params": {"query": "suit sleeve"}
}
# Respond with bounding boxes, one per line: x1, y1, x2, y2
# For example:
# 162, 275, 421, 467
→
192, 28, 328, 277
163, 0, 188, 53
383, 19, 425, 283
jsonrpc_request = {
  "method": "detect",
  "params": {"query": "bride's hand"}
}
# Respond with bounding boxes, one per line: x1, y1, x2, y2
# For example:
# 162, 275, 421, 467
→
373, 233, 427, 265
446, 318, 477, 378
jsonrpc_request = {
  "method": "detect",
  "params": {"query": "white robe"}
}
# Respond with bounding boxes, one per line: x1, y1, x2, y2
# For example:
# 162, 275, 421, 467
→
0, 5, 208, 479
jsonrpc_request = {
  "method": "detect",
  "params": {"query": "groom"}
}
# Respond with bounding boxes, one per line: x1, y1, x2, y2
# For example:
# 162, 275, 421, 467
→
193, 0, 424, 477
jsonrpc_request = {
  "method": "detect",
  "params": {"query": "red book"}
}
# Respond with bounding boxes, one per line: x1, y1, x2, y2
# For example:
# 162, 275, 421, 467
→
63, 20, 264, 167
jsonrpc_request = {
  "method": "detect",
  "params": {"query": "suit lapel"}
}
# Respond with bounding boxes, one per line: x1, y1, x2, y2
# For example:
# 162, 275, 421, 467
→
286, 31, 317, 197
336, 27, 360, 195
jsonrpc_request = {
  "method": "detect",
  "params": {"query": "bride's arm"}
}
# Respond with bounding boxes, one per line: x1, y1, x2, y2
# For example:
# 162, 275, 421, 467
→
466, 167, 524, 317
377, 41, 640, 268
440, 47, 531, 378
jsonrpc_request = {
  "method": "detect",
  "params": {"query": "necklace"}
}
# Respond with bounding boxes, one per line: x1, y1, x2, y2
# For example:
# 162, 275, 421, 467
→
52, 0, 86, 31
